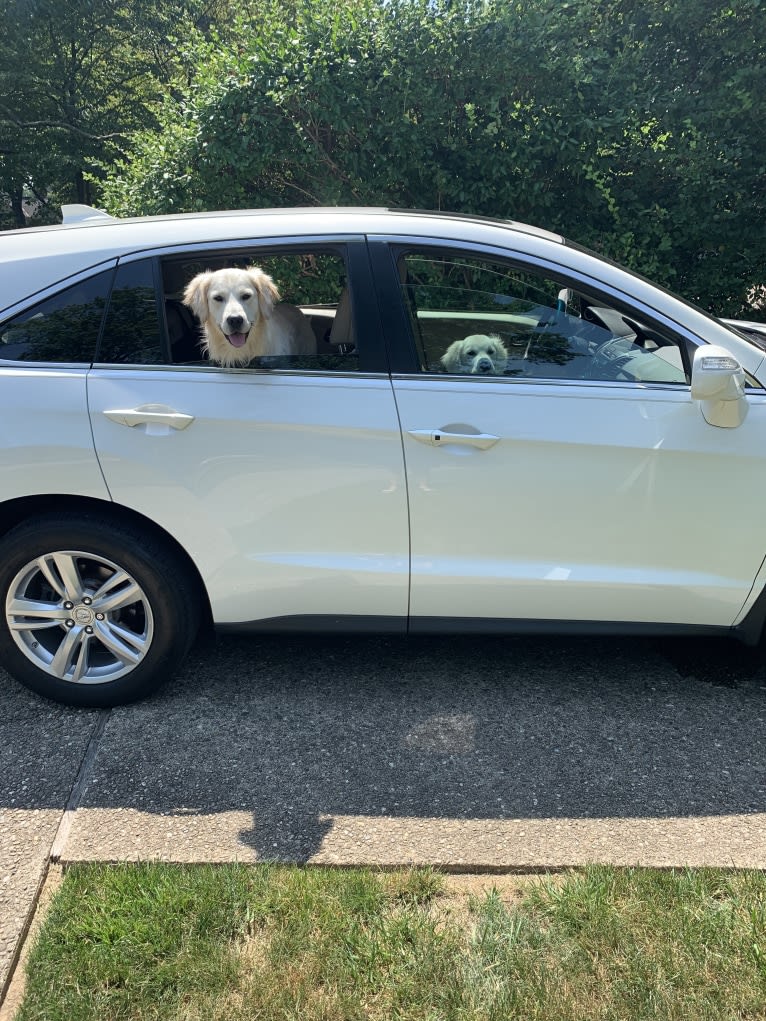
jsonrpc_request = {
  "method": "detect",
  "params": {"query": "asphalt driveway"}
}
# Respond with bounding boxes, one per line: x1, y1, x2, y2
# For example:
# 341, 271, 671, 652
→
2, 631, 766, 995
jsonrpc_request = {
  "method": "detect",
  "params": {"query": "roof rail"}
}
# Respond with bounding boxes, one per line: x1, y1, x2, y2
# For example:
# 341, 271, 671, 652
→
61, 204, 115, 225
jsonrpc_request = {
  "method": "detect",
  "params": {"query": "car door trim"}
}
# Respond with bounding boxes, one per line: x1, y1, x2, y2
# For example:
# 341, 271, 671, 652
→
215, 613, 740, 641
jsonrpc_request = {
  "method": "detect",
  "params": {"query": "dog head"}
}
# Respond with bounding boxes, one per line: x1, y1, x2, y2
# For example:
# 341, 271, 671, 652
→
440, 334, 508, 375
183, 266, 281, 366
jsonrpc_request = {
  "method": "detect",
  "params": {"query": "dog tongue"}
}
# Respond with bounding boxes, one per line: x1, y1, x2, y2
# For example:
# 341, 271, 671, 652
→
227, 332, 248, 348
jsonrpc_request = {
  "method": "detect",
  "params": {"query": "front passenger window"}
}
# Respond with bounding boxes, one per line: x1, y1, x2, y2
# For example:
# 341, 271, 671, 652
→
399, 251, 688, 384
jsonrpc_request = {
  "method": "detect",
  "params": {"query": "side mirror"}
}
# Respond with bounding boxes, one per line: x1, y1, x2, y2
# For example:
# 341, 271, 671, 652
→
690, 345, 748, 428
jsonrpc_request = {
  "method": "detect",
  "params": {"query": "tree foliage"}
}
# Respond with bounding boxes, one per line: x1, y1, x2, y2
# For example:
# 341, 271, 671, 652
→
3, 0, 766, 315
0, 0, 234, 227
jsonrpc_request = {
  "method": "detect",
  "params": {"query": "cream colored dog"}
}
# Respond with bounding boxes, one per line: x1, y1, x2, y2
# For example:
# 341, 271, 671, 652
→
440, 334, 508, 375
183, 266, 315, 367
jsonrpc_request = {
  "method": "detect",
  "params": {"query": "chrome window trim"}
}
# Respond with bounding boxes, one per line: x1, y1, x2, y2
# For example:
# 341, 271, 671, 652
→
88, 363, 389, 381
390, 372, 690, 394
116, 234, 367, 265
0, 363, 92, 374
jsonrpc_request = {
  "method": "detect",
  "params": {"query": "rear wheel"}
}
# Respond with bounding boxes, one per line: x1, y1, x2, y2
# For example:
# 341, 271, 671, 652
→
0, 514, 199, 707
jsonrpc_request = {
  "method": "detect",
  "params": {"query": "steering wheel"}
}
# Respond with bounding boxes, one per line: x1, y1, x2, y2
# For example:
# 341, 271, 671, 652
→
586, 335, 637, 380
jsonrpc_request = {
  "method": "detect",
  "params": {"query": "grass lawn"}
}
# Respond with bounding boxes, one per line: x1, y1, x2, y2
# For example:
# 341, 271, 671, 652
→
13, 863, 766, 1020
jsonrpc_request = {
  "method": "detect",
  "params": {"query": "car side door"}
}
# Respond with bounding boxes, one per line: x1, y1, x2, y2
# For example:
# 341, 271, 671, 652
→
371, 239, 766, 633
87, 238, 410, 628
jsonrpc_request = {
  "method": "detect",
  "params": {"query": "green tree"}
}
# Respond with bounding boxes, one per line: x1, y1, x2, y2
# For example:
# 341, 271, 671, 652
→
98, 0, 766, 312
0, 0, 235, 227
7, 0, 764, 315
554, 0, 766, 310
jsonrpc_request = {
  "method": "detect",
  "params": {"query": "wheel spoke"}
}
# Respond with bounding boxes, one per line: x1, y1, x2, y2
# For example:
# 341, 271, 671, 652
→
94, 619, 148, 666
38, 553, 83, 602
91, 571, 142, 613
35, 555, 68, 600
69, 633, 92, 683
50, 625, 87, 679
7, 598, 70, 630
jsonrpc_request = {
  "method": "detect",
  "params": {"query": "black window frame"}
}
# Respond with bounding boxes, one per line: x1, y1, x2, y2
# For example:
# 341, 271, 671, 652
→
136, 238, 390, 375
370, 239, 696, 384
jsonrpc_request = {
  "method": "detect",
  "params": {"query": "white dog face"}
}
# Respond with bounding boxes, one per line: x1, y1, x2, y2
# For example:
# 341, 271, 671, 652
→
182, 266, 280, 365
440, 334, 508, 375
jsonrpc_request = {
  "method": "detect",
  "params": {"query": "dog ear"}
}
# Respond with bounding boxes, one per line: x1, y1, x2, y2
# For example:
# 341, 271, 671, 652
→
247, 267, 281, 319
440, 339, 463, 373
182, 272, 212, 320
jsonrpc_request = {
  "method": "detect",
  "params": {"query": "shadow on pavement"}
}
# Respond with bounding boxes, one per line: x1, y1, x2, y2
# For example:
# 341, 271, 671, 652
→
3, 632, 763, 862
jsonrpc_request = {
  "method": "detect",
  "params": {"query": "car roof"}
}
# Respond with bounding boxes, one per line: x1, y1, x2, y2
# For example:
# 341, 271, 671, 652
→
0, 206, 564, 313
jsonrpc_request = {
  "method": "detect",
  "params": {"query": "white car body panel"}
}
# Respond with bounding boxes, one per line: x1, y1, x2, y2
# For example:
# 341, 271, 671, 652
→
394, 376, 766, 627
0, 367, 109, 501
87, 367, 410, 623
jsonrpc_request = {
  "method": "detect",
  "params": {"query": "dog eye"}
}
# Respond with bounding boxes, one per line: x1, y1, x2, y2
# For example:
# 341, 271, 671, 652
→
211, 294, 224, 303
487, 348, 495, 355
467, 350, 476, 357
239, 292, 253, 301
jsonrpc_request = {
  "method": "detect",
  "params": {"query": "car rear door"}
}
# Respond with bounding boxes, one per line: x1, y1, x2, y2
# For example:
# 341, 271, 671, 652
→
87, 239, 410, 628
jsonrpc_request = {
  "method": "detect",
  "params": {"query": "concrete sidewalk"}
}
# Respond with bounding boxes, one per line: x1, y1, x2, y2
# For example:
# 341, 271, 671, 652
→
2, 631, 766, 1005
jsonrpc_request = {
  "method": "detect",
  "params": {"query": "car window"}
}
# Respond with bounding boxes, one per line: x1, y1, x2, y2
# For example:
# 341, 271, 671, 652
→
0, 269, 113, 364
97, 258, 165, 364
399, 251, 688, 384
162, 248, 358, 370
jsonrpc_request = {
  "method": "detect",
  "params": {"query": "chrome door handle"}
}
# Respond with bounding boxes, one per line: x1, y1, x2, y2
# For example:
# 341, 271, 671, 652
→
103, 404, 195, 430
407, 429, 500, 450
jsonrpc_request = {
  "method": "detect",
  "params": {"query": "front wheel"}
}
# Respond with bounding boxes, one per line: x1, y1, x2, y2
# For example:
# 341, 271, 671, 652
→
0, 514, 200, 707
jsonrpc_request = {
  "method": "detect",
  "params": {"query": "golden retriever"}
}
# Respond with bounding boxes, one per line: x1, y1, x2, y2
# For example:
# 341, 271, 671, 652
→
440, 334, 508, 375
183, 266, 315, 366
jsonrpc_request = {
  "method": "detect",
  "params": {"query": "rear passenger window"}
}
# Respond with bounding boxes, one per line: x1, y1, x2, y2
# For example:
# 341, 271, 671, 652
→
97, 259, 165, 364
162, 248, 357, 370
0, 269, 113, 363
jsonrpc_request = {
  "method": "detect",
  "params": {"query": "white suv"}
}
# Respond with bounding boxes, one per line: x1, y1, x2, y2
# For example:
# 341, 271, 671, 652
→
2, 204, 765, 705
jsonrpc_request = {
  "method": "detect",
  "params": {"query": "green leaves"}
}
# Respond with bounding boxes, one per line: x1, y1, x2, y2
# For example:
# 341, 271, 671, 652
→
5, 0, 765, 316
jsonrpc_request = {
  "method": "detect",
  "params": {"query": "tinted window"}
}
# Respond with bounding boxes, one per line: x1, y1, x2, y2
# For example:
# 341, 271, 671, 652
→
0, 269, 113, 363
98, 259, 165, 364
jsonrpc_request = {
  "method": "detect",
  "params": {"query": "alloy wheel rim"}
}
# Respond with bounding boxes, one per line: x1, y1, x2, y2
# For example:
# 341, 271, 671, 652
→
6, 549, 154, 684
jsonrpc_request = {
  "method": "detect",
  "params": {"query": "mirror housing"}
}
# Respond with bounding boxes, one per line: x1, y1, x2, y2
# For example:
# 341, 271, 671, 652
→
690, 345, 748, 428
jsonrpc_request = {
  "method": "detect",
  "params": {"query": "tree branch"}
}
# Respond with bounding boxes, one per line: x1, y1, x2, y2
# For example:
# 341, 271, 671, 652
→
0, 109, 125, 141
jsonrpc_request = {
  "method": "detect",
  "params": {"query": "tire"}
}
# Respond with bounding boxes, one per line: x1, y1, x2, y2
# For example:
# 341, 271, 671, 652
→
0, 513, 200, 707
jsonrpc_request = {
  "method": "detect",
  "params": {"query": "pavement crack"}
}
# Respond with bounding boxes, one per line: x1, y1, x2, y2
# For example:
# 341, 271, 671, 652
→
49, 709, 110, 863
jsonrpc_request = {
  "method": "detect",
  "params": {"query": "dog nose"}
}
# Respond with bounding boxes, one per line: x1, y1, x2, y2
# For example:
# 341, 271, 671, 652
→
477, 357, 492, 372
226, 314, 245, 330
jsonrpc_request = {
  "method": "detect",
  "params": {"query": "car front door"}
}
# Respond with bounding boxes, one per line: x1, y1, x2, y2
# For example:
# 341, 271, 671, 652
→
375, 242, 766, 632
87, 240, 410, 628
